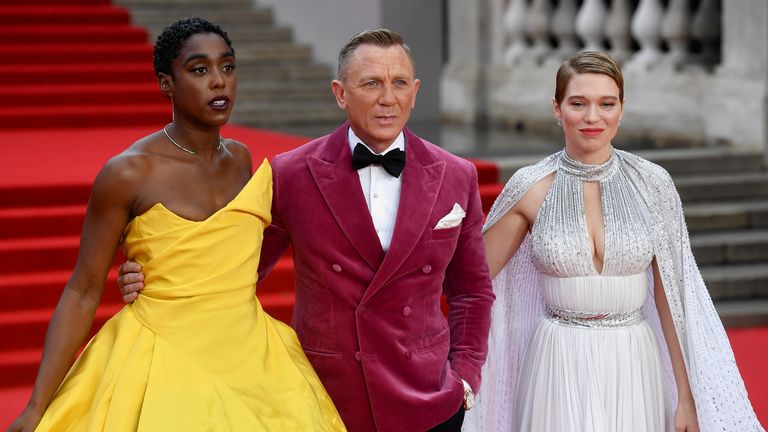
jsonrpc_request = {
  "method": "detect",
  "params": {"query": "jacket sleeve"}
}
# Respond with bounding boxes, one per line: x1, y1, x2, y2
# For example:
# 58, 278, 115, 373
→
443, 161, 495, 392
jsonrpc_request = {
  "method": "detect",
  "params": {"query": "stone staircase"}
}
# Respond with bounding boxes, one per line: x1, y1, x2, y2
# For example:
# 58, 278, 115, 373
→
494, 147, 768, 328
114, 0, 345, 128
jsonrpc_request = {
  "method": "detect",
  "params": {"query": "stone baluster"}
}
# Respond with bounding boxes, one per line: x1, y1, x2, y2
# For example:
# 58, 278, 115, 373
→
503, 0, 529, 65
626, 0, 665, 70
691, 0, 721, 67
526, 0, 552, 63
661, 0, 691, 69
575, 0, 607, 52
550, 0, 579, 62
605, 0, 633, 63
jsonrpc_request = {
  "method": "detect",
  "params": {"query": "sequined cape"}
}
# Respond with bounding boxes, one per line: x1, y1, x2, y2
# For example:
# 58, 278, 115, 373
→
464, 149, 764, 432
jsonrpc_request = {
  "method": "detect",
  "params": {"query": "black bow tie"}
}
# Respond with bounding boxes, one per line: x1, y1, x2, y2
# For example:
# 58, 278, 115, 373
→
351, 143, 406, 178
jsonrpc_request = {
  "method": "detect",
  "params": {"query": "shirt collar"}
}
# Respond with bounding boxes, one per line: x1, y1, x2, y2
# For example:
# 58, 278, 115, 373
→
348, 127, 405, 155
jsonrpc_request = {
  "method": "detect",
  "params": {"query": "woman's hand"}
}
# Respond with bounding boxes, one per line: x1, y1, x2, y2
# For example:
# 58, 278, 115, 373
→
674, 397, 699, 432
6, 406, 43, 432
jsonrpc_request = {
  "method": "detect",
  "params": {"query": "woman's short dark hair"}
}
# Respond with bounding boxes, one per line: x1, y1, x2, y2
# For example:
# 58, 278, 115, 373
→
153, 17, 234, 77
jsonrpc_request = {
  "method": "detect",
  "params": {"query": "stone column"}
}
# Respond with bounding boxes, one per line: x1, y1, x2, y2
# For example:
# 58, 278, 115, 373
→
441, 0, 483, 123
708, 0, 768, 151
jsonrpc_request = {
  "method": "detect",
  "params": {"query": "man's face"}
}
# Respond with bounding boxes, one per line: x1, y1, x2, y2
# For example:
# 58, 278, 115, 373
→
331, 44, 420, 152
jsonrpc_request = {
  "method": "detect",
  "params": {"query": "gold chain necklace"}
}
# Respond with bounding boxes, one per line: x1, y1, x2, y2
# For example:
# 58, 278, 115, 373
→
163, 123, 222, 155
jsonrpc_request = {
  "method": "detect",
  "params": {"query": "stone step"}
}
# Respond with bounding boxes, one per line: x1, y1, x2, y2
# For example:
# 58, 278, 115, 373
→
128, 8, 274, 26
495, 148, 765, 183
140, 25, 294, 45
232, 102, 345, 127
231, 43, 313, 63
714, 299, 768, 328
675, 172, 768, 202
691, 229, 768, 265
222, 27, 294, 44
685, 199, 768, 232
236, 81, 333, 101
700, 263, 768, 301
234, 63, 333, 80
632, 147, 764, 176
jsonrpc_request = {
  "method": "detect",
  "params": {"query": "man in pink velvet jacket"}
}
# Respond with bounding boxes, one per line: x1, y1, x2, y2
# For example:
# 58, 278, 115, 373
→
257, 29, 494, 432
119, 29, 494, 431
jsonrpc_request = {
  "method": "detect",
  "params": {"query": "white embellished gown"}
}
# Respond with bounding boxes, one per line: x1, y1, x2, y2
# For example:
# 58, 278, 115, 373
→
513, 153, 668, 431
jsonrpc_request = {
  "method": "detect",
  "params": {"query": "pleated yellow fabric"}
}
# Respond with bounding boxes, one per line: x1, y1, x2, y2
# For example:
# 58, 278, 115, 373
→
36, 160, 346, 431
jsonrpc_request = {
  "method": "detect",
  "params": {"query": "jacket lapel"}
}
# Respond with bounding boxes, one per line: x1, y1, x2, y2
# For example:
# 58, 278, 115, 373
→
308, 124, 385, 270
363, 129, 445, 302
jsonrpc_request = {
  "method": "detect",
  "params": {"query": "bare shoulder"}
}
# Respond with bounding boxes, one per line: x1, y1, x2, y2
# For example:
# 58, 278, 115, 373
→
223, 139, 253, 173
89, 132, 172, 211
95, 138, 155, 192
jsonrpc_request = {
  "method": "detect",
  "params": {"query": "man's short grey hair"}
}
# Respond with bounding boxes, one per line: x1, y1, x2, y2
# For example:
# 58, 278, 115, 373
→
337, 28, 415, 80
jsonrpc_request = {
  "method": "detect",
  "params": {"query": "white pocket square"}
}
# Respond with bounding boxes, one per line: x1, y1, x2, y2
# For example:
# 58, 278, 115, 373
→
434, 203, 466, 229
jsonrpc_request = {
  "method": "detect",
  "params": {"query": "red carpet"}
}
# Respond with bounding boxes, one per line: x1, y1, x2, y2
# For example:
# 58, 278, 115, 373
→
0, 2, 166, 130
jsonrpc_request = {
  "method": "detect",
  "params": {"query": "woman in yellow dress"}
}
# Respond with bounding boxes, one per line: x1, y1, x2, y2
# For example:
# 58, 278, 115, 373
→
8, 18, 345, 431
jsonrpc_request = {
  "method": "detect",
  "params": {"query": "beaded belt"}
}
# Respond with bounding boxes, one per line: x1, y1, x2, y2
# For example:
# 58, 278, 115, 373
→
545, 305, 645, 328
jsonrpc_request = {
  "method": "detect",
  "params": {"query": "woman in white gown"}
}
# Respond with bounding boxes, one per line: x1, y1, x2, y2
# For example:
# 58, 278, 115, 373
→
464, 51, 763, 431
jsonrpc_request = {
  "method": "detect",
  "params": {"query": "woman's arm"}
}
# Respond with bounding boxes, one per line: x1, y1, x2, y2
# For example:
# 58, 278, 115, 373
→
9, 159, 138, 430
483, 209, 529, 279
483, 175, 553, 279
652, 258, 700, 432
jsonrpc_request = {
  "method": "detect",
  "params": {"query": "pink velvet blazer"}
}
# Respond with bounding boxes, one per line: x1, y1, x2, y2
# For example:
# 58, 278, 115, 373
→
258, 123, 494, 432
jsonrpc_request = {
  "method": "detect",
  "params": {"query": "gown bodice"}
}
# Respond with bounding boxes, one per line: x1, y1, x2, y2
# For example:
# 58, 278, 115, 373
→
530, 150, 655, 279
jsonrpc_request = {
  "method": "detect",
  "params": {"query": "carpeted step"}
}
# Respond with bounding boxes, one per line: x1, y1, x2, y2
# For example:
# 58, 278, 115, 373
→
3, 63, 156, 86
0, 205, 86, 239
0, 0, 110, 5
0, 350, 41, 388
0, 104, 169, 129
0, 184, 91, 209
478, 183, 504, 214
3, 84, 165, 108
0, 6, 131, 26
2, 43, 153, 65
0, 270, 120, 313
0, 304, 122, 351
0, 257, 296, 309
0, 235, 125, 274
469, 159, 500, 186
0, 24, 148, 44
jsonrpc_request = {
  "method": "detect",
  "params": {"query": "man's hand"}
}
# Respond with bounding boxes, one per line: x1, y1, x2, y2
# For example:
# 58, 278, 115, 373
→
117, 261, 144, 303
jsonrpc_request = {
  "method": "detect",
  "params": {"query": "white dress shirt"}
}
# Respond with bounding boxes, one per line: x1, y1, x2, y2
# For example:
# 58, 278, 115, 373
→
348, 127, 404, 251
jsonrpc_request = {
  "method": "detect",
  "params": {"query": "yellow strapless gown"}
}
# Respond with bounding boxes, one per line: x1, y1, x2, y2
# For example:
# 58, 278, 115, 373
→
36, 160, 345, 431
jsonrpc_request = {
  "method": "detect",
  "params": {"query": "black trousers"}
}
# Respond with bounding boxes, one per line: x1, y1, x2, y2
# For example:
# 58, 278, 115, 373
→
426, 405, 465, 432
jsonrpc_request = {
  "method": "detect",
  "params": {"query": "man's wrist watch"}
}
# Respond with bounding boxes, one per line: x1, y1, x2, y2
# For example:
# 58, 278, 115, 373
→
461, 379, 475, 410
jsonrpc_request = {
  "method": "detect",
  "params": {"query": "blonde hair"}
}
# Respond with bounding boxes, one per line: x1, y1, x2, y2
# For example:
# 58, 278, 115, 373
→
555, 51, 624, 103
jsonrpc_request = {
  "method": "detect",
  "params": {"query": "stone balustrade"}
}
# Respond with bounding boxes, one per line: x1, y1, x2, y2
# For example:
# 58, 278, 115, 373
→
441, 0, 768, 151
